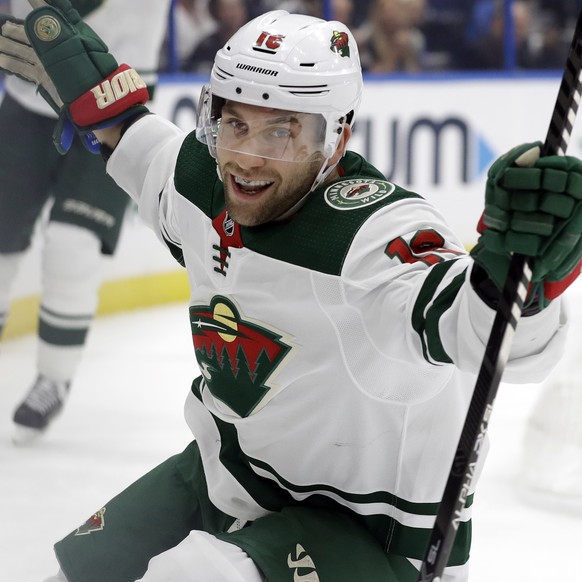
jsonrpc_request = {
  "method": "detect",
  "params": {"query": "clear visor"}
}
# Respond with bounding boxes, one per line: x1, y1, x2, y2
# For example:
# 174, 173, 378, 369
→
196, 87, 328, 163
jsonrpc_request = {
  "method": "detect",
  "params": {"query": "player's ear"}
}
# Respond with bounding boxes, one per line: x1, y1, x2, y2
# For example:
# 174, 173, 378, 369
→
328, 123, 352, 167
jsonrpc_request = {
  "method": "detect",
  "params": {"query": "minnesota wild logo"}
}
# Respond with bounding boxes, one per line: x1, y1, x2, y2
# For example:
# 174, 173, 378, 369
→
74, 508, 106, 536
330, 31, 350, 58
324, 179, 395, 210
190, 296, 294, 417
34, 16, 61, 42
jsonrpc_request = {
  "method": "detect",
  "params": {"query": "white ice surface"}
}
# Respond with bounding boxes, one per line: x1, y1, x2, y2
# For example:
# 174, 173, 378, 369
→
0, 302, 580, 582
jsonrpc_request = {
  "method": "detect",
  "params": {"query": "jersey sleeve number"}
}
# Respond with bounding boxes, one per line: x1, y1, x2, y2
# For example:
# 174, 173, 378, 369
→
385, 229, 461, 266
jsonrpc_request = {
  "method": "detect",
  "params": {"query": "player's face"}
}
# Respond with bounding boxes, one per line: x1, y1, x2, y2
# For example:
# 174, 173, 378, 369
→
216, 102, 327, 226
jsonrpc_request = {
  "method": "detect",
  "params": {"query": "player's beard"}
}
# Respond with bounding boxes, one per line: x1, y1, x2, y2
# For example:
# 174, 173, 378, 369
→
220, 155, 325, 226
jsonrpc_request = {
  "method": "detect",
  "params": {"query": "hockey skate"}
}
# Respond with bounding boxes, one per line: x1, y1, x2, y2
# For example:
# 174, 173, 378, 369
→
12, 375, 70, 444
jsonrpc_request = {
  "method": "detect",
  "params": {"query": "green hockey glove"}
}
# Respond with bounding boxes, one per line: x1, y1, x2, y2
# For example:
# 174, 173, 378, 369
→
68, 0, 105, 18
0, 13, 91, 152
23, 0, 150, 153
471, 142, 582, 309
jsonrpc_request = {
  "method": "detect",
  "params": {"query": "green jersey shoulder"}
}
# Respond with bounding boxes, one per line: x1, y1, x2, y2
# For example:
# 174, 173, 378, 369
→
174, 132, 422, 275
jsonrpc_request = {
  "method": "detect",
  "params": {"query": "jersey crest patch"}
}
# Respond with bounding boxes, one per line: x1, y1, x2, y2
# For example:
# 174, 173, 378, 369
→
190, 296, 295, 418
324, 179, 395, 210
74, 508, 106, 536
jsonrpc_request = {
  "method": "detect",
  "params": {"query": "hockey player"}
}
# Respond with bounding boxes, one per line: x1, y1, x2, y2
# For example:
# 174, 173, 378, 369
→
1, 1, 581, 580
0, 0, 171, 443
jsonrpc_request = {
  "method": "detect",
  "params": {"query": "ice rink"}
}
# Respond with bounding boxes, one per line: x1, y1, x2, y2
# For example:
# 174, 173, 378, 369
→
1, 301, 580, 581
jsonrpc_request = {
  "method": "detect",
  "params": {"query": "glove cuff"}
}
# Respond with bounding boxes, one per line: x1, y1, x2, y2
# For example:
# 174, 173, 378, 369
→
68, 63, 149, 128
470, 262, 543, 317
543, 259, 582, 300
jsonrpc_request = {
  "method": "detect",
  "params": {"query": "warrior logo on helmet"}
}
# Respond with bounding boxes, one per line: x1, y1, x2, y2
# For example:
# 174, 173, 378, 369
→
330, 31, 350, 58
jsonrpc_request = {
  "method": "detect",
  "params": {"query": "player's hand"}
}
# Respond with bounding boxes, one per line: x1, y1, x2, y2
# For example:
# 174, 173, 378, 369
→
471, 142, 582, 308
22, 0, 150, 153
0, 14, 62, 111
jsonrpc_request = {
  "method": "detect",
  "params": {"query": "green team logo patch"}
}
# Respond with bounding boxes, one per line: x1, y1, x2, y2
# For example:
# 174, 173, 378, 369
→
190, 296, 294, 418
324, 179, 395, 210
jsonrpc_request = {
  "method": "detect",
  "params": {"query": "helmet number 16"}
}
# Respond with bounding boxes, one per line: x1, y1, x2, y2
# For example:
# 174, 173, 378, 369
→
255, 32, 285, 50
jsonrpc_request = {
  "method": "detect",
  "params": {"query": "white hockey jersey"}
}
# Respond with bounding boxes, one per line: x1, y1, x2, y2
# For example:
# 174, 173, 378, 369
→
107, 114, 568, 581
6, 0, 171, 116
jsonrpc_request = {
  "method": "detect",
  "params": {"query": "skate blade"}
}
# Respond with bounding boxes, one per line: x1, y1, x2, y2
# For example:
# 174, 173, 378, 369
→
12, 425, 44, 445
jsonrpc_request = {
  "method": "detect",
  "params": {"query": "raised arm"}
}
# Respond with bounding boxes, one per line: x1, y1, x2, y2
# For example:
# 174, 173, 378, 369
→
0, 0, 149, 154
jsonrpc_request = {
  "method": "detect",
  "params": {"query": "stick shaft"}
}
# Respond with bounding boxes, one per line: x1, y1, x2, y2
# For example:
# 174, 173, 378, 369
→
417, 11, 582, 582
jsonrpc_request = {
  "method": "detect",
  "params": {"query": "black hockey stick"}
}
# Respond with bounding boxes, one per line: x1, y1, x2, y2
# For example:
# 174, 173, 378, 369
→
418, 10, 582, 582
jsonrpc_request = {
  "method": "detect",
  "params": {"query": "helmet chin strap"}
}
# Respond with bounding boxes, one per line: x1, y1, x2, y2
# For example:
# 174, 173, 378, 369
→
275, 124, 346, 221
274, 155, 338, 221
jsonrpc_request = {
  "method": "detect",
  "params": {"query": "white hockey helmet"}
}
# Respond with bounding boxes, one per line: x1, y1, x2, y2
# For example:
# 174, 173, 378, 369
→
197, 10, 363, 162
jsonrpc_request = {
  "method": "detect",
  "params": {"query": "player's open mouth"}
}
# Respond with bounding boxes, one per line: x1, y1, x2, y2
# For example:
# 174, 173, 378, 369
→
232, 175, 274, 198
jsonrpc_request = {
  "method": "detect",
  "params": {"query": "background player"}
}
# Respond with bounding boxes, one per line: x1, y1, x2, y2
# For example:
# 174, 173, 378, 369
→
0, 0, 171, 443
